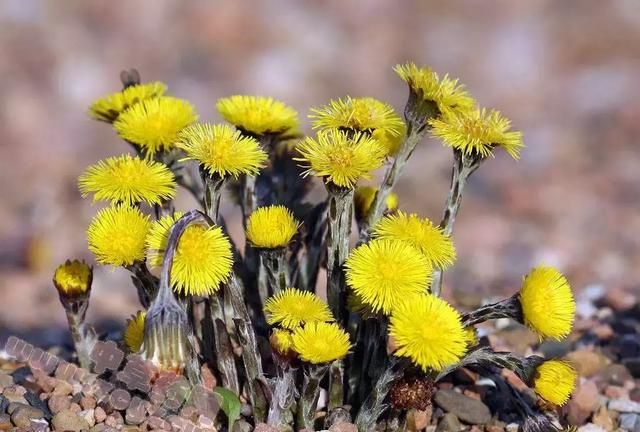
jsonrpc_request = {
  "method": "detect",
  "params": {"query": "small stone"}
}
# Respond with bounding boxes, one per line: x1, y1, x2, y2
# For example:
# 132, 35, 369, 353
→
328, 422, 358, 432
631, 388, 640, 402
592, 406, 615, 431
10, 404, 45, 429
0, 414, 10, 430
433, 389, 491, 425
604, 385, 627, 399
618, 413, 640, 431
254, 424, 279, 432
406, 407, 432, 431
2, 386, 27, 405
577, 424, 606, 432
568, 380, 600, 425
81, 395, 97, 410
69, 402, 82, 413
48, 394, 71, 414
52, 380, 73, 396
609, 398, 640, 413
505, 424, 518, 432
0, 375, 13, 388
52, 409, 90, 431
436, 413, 461, 432
603, 287, 636, 311
599, 364, 633, 386
592, 324, 614, 341
567, 349, 608, 377
78, 409, 96, 427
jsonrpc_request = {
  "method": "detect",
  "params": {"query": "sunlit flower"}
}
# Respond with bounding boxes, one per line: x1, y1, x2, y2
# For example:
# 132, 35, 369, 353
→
53, 259, 93, 298
533, 360, 577, 406
430, 108, 524, 159
114, 96, 198, 156
89, 81, 167, 123
146, 213, 233, 296
216, 95, 299, 136
88, 205, 150, 266
354, 186, 399, 220
178, 123, 268, 178
124, 311, 146, 353
519, 266, 575, 340
296, 129, 386, 188
246, 205, 300, 249
78, 154, 176, 206
264, 288, 333, 329
389, 294, 466, 371
372, 122, 406, 156
291, 322, 351, 364
310, 97, 404, 138
345, 239, 432, 314
270, 328, 295, 356
373, 212, 456, 269
394, 63, 474, 116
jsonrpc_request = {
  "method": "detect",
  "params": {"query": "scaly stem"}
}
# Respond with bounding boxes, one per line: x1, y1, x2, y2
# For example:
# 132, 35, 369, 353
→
267, 360, 297, 431
261, 248, 289, 294
326, 185, 354, 326
207, 296, 240, 394
355, 357, 404, 432
297, 363, 329, 430
126, 261, 158, 308
461, 295, 522, 327
202, 172, 225, 224
63, 300, 95, 371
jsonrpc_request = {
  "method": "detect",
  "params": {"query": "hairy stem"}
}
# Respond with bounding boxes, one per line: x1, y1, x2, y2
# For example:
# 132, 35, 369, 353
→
461, 295, 522, 327
355, 357, 404, 432
63, 300, 95, 371
267, 361, 297, 431
297, 363, 329, 430
126, 261, 158, 308
261, 248, 290, 294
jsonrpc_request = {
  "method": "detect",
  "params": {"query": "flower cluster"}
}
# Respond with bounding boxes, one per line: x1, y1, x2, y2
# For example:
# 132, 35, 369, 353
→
48, 63, 576, 431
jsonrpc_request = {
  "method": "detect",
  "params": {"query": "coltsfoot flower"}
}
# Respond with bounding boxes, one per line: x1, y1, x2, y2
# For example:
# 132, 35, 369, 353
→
146, 213, 233, 296
389, 294, 467, 371
345, 239, 432, 314
88, 205, 150, 266
53, 259, 93, 299
124, 311, 146, 353
532, 360, 577, 406
296, 129, 386, 189
78, 154, 176, 205
114, 96, 198, 156
354, 186, 399, 220
246, 205, 300, 249
270, 328, 295, 357
291, 322, 351, 364
373, 212, 456, 269
519, 266, 575, 340
264, 288, 333, 329
89, 81, 167, 123
216, 95, 299, 136
178, 123, 268, 178
394, 62, 474, 116
309, 97, 404, 138
372, 122, 406, 156
430, 108, 524, 159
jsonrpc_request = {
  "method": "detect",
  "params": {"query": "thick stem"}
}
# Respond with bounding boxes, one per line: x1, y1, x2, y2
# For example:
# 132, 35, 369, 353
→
267, 361, 297, 431
461, 295, 522, 327
326, 360, 351, 427
126, 261, 158, 308
296, 364, 329, 430
207, 295, 240, 395
63, 301, 94, 370
355, 357, 404, 432
261, 248, 290, 294
326, 185, 354, 326
202, 172, 225, 224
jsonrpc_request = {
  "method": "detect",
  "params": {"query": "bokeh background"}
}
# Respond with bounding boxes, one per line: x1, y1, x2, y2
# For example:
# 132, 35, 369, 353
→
1, 0, 639, 346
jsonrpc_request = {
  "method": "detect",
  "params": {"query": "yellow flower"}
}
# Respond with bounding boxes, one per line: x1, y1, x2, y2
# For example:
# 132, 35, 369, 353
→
296, 129, 386, 188
519, 266, 575, 340
372, 122, 406, 156
114, 96, 198, 156
146, 213, 233, 296
389, 294, 467, 371
270, 328, 294, 356
53, 259, 93, 298
124, 311, 146, 353
310, 97, 404, 138
345, 239, 432, 314
216, 95, 299, 136
88, 205, 150, 266
291, 322, 351, 364
533, 360, 577, 406
394, 63, 474, 116
354, 186, 399, 220
429, 108, 524, 159
89, 81, 167, 123
373, 212, 456, 270
177, 123, 268, 178
78, 154, 176, 206
264, 288, 333, 329
246, 205, 300, 248
463, 327, 479, 349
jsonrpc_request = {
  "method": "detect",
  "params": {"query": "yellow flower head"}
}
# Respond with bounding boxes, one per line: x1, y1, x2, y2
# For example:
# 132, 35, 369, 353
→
270, 328, 294, 356
463, 326, 479, 349
519, 266, 575, 340
291, 322, 351, 364
78, 154, 176, 206
53, 259, 93, 298
354, 186, 399, 220
345, 239, 432, 315
372, 122, 406, 156
89, 81, 167, 123
114, 96, 198, 156
246, 205, 300, 249
146, 213, 233, 296
88, 205, 150, 266
124, 311, 146, 353
533, 360, 577, 406
264, 288, 333, 329
310, 97, 404, 138
389, 294, 467, 371
373, 212, 456, 270
216, 95, 299, 136
430, 108, 524, 159
178, 123, 268, 178
296, 129, 386, 188
394, 63, 474, 116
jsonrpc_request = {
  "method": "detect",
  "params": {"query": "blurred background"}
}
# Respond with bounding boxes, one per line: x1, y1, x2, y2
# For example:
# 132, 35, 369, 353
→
1, 0, 639, 346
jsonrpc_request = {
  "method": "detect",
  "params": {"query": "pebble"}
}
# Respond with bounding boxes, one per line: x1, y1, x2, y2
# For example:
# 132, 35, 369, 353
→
254, 424, 279, 432
10, 404, 45, 429
577, 424, 607, 432
94, 406, 107, 423
567, 349, 609, 377
47, 394, 71, 414
568, 380, 600, 425
78, 409, 95, 427
52, 380, 73, 396
0, 375, 13, 389
609, 398, 640, 413
406, 407, 432, 431
599, 364, 633, 386
435, 413, 461, 432
80, 395, 96, 410
51, 409, 90, 431
0, 414, 10, 430
619, 413, 640, 431
592, 405, 615, 431
328, 422, 358, 432
433, 389, 491, 425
